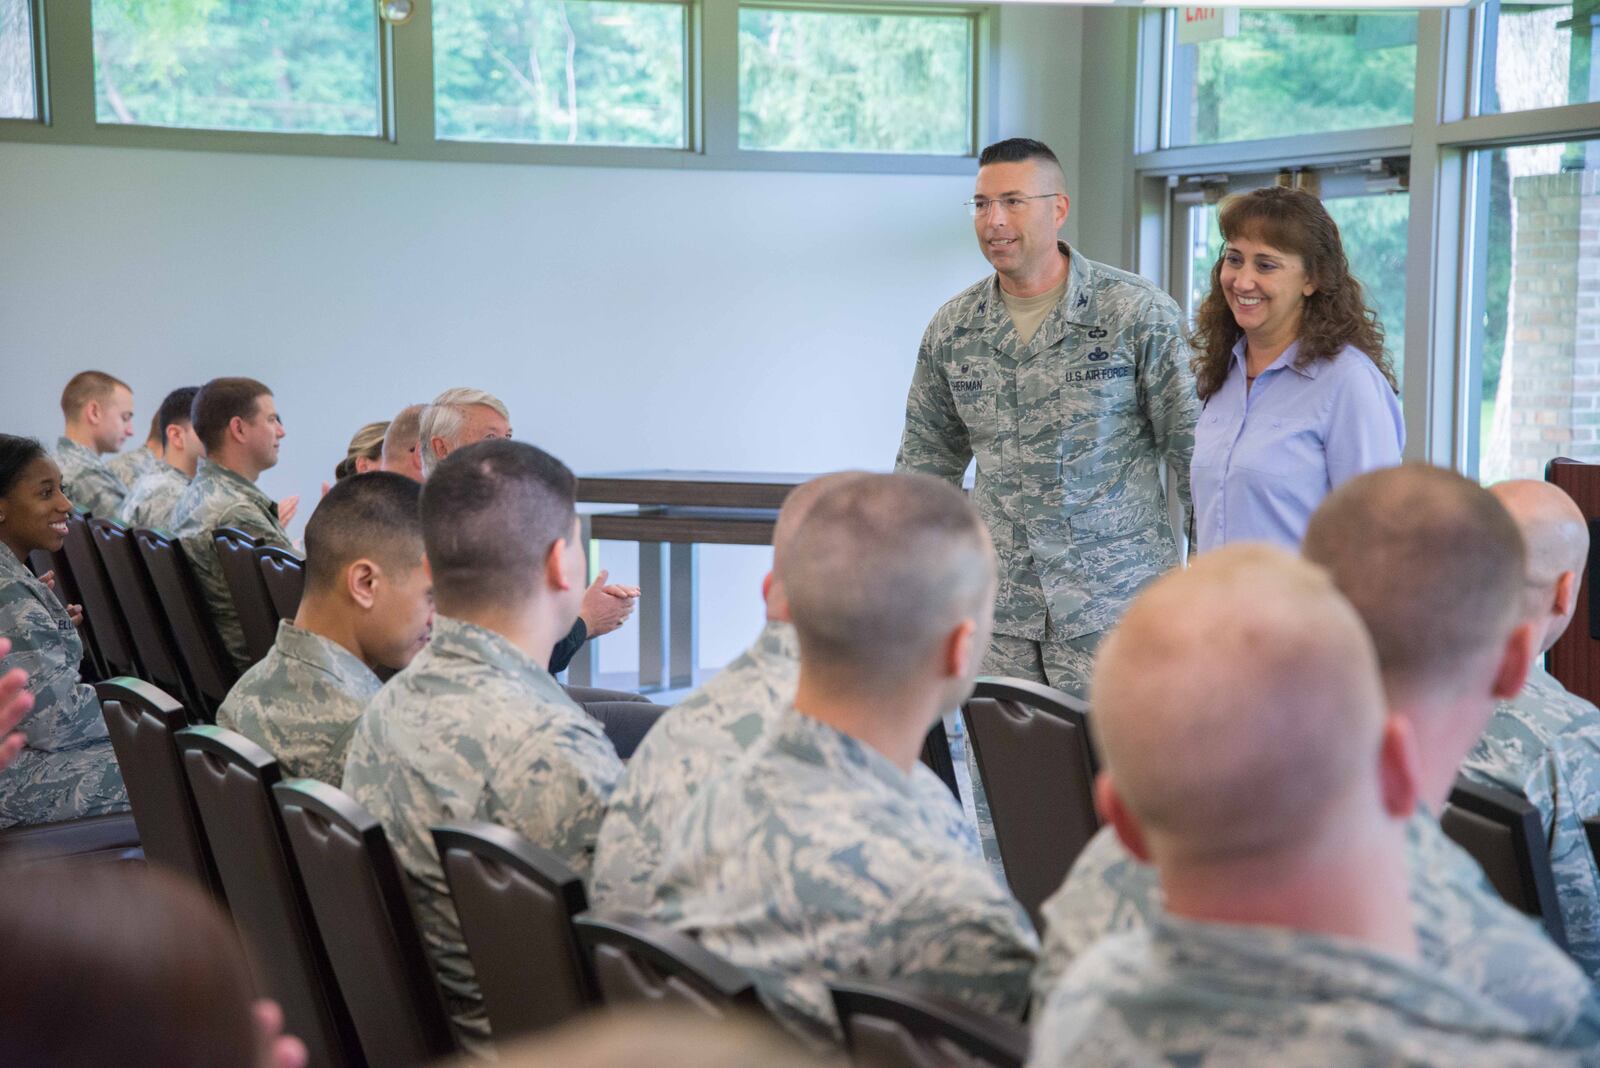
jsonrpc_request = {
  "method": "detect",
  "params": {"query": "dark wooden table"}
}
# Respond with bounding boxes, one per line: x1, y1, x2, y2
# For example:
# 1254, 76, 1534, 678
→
571, 472, 816, 691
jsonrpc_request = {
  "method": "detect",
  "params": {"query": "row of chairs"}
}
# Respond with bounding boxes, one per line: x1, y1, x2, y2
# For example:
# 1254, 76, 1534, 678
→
96, 675, 1030, 1068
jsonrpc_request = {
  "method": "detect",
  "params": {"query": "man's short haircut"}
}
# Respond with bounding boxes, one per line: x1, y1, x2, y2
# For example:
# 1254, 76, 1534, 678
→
60, 371, 131, 419
1093, 545, 1385, 864
421, 439, 576, 612
783, 472, 993, 683
978, 137, 1067, 192
156, 387, 200, 440
303, 472, 425, 593
770, 471, 871, 579
419, 387, 510, 477
1303, 463, 1526, 701
382, 403, 426, 467
191, 377, 272, 454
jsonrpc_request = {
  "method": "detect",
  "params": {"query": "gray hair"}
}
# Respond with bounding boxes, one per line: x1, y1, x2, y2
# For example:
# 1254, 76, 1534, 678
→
419, 388, 510, 477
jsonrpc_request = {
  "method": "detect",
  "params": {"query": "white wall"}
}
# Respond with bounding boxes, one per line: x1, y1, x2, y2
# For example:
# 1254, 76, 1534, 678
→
0, 5, 1086, 675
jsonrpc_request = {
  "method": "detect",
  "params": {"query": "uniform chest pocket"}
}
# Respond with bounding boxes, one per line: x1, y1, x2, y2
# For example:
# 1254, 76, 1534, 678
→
946, 363, 998, 449
1060, 351, 1136, 418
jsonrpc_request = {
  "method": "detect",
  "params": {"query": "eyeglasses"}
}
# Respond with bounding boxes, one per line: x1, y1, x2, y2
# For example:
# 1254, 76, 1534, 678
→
966, 193, 1060, 218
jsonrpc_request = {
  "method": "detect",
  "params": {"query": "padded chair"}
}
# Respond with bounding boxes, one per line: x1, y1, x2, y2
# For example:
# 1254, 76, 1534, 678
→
920, 718, 960, 799
431, 822, 598, 1040
257, 545, 307, 621
583, 700, 668, 760
214, 528, 281, 667
572, 913, 762, 1019
0, 812, 141, 866
963, 677, 1097, 928
830, 982, 1028, 1068
272, 779, 457, 1067
96, 678, 224, 900
1584, 815, 1600, 874
1441, 777, 1566, 949
135, 527, 238, 721
31, 538, 106, 681
178, 726, 363, 1068
90, 517, 204, 714
62, 512, 141, 679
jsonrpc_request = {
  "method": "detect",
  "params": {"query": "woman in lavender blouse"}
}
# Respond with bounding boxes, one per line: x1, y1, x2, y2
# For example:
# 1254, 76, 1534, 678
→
1189, 187, 1403, 553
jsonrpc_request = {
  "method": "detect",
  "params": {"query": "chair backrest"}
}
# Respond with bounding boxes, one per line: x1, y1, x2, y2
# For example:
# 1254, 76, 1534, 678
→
572, 913, 762, 1019
95, 678, 224, 900
61, 512, 140, 678
830, 982, 1028, 1068
963, 677, 1097, 928
89, 517, 203, 713
919, 717, 960, 799
1441, 777, 1567, 949
178, 726, 363, 1068
257, 545, 307, 621
272, 779, 457, 1067
32, 537, 106, 681
134, 527, 237, 720
431, 823, 598, 1041
213, 528, 281, 668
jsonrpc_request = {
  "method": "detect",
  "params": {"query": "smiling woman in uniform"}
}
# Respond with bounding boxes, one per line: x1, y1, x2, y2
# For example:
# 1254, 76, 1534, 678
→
1189, 186, 1404, 553
0, 434, 127, 828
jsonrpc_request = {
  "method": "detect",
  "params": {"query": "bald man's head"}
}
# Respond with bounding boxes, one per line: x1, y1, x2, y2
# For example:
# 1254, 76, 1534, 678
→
1303, 464, 1526, 705
382, 404, 426, 481
784, 472, 994, 689
1094, 545, 1386, 867
1492, 480, 1590, 652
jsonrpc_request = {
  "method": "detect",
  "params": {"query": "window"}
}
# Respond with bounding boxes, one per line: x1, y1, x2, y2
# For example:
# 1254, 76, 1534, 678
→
738, 5, 975, 155
1473, 139, 1600, 482
1167, 11, 1416, 147
0, 0, 36, 120
90, 0, 381, 135
434, 0, 687, 147
1481, 3, 1600, 114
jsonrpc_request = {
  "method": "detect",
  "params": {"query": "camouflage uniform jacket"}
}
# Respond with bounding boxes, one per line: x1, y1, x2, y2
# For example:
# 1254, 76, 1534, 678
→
106, 445, 163, 490
1462, 664, 1600, 979
648, 705, 1035, 1048
169, 458, 292, 671
54, 436, 128, 519
342, 615, 623, 1051
217, 620, 379, 785
1034, 814, 1600, 1048
0, 544, 127, 828
895, 244, 1199, 641
116, 463, 191, 531
1029, 915, 1578, 1067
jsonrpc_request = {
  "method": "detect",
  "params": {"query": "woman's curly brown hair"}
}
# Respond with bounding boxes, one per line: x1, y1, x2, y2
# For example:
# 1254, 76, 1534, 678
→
1190, 186, 1397, 402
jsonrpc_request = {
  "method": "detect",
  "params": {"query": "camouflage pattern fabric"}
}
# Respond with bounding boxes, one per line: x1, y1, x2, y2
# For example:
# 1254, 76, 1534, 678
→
106, 445, 163, 491
54, 436, 128, 519
1462, 663, 1600, 979
0, 544, 127, 828
1034, 814, 1600, 1048
343, 615, 623, 1053
980, 631, 1102, 701
116, 463, 191, 532
1029, 915, 1578, 1067
217, 620, 380, 784
647, 705, 1034, 1049
169, 458, 293, 671
895, 243, 1198, 644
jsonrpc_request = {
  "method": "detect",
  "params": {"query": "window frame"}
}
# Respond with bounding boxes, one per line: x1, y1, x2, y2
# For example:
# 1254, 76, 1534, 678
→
0, 0, 47, 124
0, 0, 998, 176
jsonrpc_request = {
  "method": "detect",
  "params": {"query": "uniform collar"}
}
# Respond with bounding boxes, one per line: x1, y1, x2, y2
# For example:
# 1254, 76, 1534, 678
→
272, 620, 381, 693
771, 704, 918, 799
425, 614, 567, 701
1231, 336, 1321, 381
55, 436, 104, 464
195, 458, 279, 515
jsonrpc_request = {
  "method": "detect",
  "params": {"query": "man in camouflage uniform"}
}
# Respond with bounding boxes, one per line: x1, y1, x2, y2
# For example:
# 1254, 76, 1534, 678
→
1462, 479, 1600, 979
218, 473, 432, 783
895, 138, 1197, 697
117, 386, 202, 532
0, 444, 126, 827
169, 378, 295, 671
1035, 465, 1600, 1047
54, 370, 136, 518
646, 474, 1036, 1049
106, 413, 164, 490
1031, 544, 1574, 1066
343, 440, 622, 1055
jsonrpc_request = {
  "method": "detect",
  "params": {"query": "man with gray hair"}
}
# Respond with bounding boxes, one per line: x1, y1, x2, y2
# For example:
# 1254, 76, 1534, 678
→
1463, 479, 1600, 978
1032, 464, 1600, 1046
1030, 546, 1568, 1064
343, 439, 623, 1054
644, 472, 1037, 1048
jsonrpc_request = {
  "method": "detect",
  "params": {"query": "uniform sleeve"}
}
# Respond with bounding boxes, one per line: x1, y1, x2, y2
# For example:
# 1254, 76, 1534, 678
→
1032, 826, 1161, 1007
219, 501, 294, 551
1133, 292, 1200, 535
1323, 361, 1404, 490
0, 581, 92, 746
882, 862, 1039, 1023
487, 718, 622, 880
1523, 742, 1600, 980
894, 320, 972, 483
